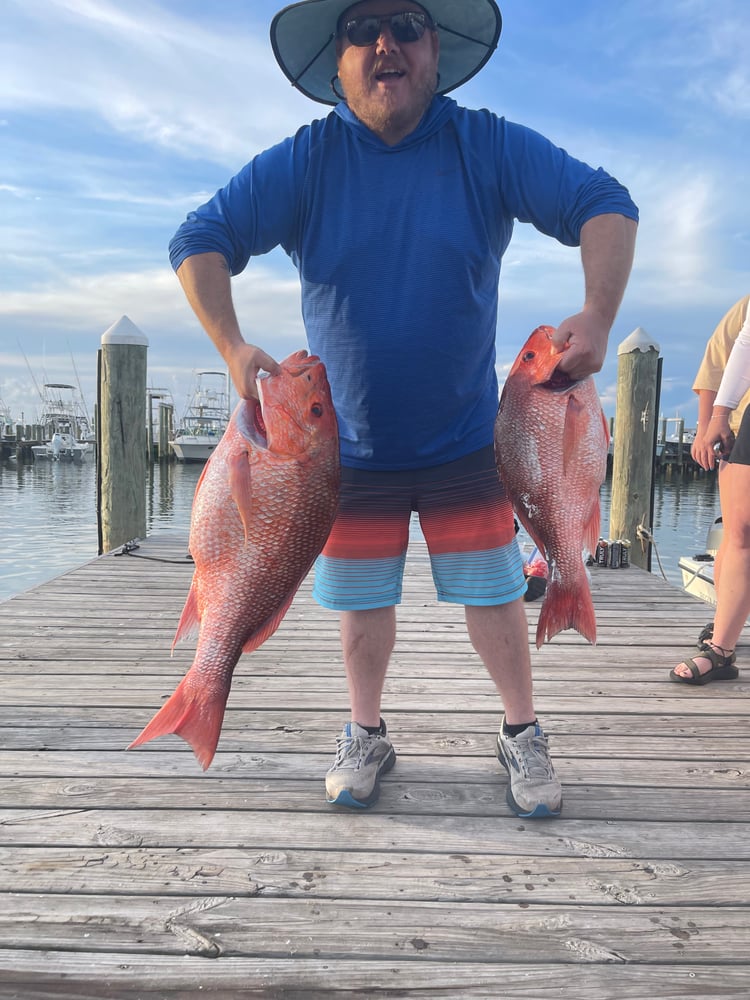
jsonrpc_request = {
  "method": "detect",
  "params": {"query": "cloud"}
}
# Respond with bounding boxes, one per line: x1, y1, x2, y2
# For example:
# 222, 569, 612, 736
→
3, 0, 312, 165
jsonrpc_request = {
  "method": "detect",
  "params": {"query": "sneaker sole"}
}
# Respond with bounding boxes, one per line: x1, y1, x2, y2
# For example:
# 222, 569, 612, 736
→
496, 741, 562, 819
326, 749, 396, 810
505, 788, 562, 819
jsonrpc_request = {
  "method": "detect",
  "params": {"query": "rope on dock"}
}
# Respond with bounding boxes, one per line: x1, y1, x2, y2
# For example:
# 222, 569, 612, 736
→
636, 524, 669, 582
113, 538, 193, 565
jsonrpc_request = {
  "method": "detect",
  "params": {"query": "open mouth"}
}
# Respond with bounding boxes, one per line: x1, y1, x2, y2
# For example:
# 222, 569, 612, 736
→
542, 369, 578, 392
254, 400, 267, 440
374, 69, 405, 83
235, 398, 269, 449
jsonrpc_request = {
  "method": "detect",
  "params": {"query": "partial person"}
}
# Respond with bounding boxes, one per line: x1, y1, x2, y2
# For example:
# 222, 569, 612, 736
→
689, 294, 750, 644
671, 300, 750, 685
169, 0, 638, 816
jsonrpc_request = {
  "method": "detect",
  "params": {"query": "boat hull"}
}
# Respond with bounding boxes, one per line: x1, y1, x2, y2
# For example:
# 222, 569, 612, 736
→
679, 556, 716, 606
169, 437, 221, 463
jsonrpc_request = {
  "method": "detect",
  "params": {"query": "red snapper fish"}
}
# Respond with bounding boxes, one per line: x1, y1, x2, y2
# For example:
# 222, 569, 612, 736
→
129, 351, 340, 769
495, 326, 609, 648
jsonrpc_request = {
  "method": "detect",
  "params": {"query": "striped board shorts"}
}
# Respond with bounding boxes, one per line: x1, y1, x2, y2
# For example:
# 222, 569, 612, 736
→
312, 445, 526, 611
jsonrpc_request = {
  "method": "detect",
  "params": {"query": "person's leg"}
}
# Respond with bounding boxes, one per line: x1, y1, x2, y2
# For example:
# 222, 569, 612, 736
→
313, 467, 409, 807
465, 598, 561, 817
712, 461, 750, 646
419, 446, 561, 817
713, 461, 728, 590
672, 414, 750, 682
673, 463, 750, 680
340, 606, 396, 727
464, 599, 534, 724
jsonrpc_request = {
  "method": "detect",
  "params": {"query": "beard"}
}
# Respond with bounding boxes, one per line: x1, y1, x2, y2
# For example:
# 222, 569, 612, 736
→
342, 65, 438, 143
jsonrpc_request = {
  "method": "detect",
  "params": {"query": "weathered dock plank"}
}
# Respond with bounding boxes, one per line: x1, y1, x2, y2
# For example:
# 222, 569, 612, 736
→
0, 532, 748, 998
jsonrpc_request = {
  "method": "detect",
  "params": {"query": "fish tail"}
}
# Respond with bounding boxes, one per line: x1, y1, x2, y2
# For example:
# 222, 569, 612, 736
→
535, 578, 597, 648
127, 673, 229, 771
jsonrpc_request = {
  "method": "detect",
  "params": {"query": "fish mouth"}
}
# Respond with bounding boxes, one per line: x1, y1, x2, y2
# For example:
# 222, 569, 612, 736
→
235, 397, 269, 449
541, 369, 581, 393
253, 400, 268, 443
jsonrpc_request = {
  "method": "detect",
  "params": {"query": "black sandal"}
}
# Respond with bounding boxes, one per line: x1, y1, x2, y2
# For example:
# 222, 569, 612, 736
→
696, 621, 714, 648
670, 642, 738, 686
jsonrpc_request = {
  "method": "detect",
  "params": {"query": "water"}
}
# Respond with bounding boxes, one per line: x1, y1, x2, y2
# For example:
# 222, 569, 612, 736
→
0, 458, 720, 603
0, 460, 204, 602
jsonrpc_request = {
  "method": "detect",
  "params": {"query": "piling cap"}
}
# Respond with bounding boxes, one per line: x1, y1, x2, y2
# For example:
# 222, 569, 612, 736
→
617, 327, 659, 355
101, 315, 148, 346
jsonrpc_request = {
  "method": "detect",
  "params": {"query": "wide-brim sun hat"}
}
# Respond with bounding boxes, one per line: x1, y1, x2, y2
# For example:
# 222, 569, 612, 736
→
270, 0, 502, 106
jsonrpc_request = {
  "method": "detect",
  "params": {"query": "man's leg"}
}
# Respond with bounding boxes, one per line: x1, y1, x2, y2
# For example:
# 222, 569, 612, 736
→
416, 445, 562, 819
323, 607, 397, 808
313, 466, 409, 809
465, 599, 562, 818
340, 606, 396, 728
464, 599, 534, 724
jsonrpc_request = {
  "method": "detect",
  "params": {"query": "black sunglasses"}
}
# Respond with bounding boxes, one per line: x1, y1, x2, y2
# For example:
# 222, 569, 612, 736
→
338, 11, 434, 47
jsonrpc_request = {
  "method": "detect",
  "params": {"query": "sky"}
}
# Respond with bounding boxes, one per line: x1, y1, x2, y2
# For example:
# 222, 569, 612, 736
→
1, 0, 749, 430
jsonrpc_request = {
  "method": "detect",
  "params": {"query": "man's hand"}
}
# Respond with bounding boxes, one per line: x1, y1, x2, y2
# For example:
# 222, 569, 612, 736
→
225, 342, 281, 400
550, 308, 610, 380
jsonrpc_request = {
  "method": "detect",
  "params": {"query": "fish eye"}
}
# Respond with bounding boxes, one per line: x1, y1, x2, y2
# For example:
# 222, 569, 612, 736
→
311, 403, 323, 417
522, 351, 535, 361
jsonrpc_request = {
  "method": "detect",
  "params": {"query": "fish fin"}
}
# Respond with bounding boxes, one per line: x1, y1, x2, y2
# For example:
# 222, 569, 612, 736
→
562, 394, 585, 474
127, 673, 229, 771
578, 407, 608, 555
514, 509, 548, 563
228, 449, 254, 544
583, 500, 602, 558
535, 577, 597, 649
172, 584, 201, 652
240, 591, 297, 654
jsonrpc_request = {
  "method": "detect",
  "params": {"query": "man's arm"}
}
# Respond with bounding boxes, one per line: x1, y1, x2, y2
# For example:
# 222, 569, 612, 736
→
176, 251, 280, 400
552, 213, 638, 379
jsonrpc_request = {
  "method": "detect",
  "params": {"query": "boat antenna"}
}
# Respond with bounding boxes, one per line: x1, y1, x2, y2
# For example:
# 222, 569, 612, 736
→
18, 340, 44, 403
68, 343, 92, 425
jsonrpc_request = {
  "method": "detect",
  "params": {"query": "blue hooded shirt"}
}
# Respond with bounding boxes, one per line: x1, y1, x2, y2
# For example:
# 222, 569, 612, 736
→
169, 96, 638, 470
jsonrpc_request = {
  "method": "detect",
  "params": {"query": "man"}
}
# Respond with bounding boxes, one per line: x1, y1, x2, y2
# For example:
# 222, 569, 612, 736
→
169, 0, 638, 817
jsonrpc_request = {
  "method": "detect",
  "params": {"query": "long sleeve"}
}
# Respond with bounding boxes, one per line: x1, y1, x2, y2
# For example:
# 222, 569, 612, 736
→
715, 299, 750, 409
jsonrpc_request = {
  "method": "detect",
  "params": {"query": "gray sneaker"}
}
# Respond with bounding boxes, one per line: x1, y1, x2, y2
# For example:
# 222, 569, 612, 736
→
496, 717, 562, 818
326, 720, 396, 809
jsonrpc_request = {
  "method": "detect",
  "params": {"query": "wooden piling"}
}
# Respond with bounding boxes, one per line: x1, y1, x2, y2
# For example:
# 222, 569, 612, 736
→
608, 327, 661, 571
158, 402, 173, 461
97, 316, 148, 555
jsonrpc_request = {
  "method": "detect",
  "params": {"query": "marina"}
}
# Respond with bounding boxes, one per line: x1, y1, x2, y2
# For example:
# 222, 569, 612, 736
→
0, 533, 748, 996
0, 453, 722, 604
2, 381, 95, 465
169, 370, 231, 464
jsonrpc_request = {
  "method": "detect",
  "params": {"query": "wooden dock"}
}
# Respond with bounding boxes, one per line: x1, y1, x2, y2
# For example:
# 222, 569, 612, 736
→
0, 533, 748, 998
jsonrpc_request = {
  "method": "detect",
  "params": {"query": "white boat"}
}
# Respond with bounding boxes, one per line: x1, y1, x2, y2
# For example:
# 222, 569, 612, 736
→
679, 517, 722, 605
1, 400, 16, 462
170, 370, 231, 463
31, 383, 94, 463
31, 430, 91, 464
